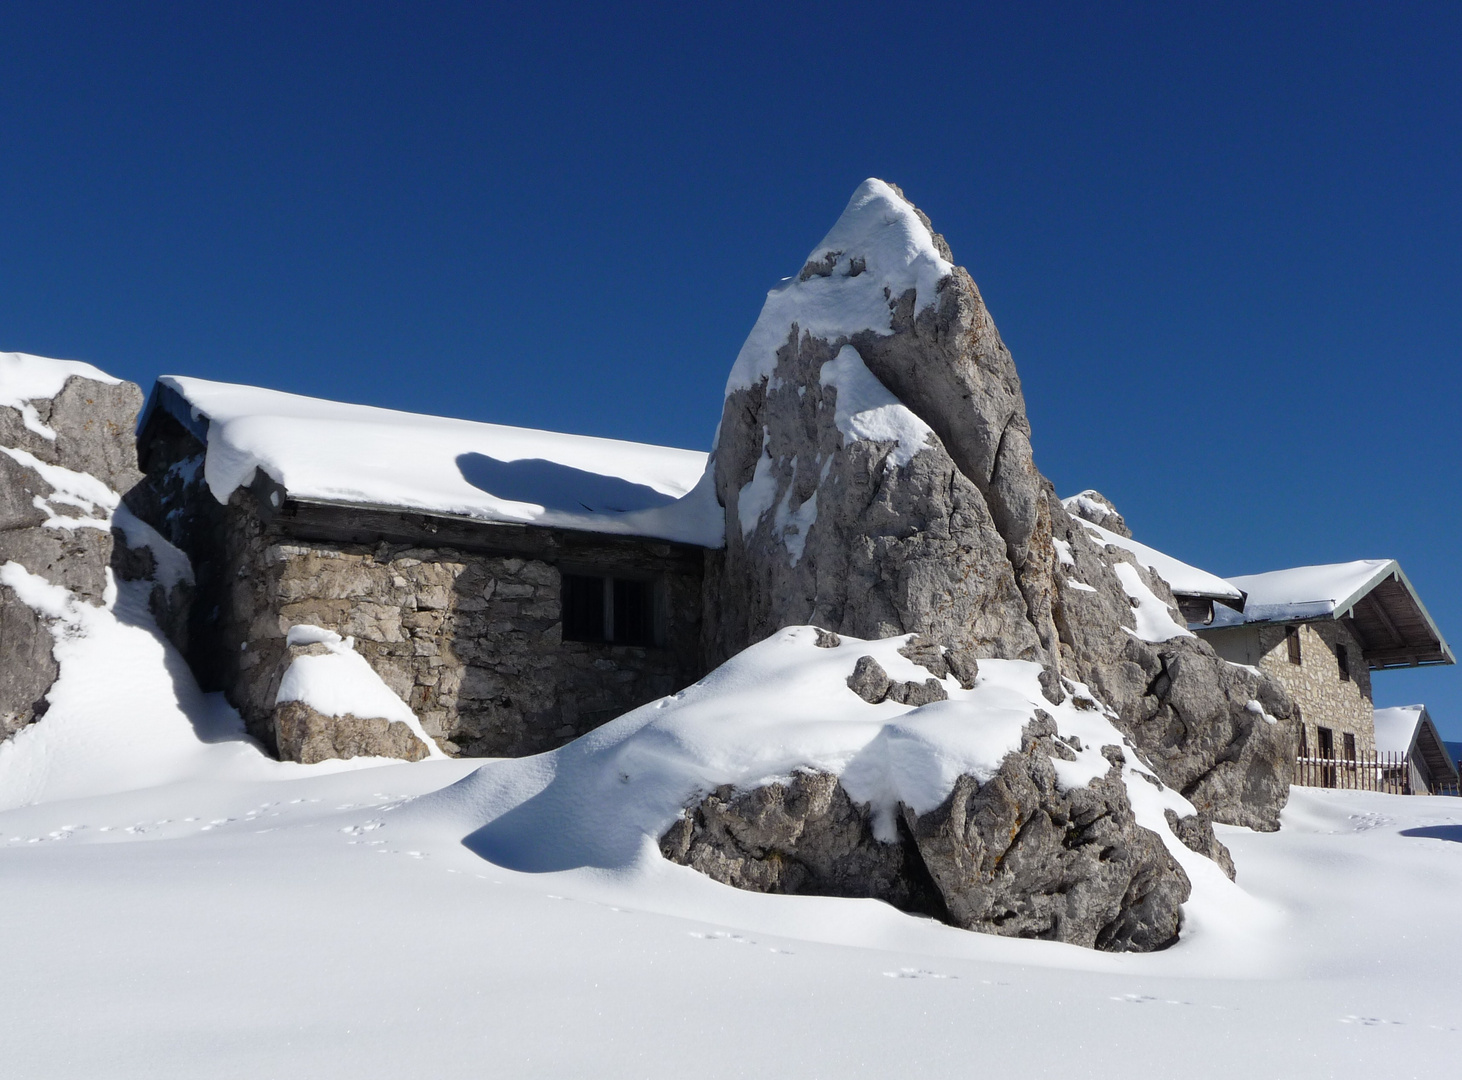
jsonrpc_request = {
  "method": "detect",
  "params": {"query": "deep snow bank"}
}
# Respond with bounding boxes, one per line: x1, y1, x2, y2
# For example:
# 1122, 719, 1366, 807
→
417, 627, 1246, 945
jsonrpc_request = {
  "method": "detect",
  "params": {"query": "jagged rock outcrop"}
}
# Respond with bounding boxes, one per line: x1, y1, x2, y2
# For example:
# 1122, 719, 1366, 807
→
0, 363, 144, 494
1, 356, 189, 739
1063, 490, 1131, 538
1049, 508, 1296, 830
704, 180, 1296, 832
662, 712, 1191, 952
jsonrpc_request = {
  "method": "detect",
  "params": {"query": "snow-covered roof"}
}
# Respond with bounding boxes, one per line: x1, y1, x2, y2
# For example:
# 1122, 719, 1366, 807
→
1217, 561, 1395, 624
1205, 560, 1453, 669
1373, 704, 1459, 788
143, 377, 724, 548
1073, 519, 1244, 603
1373, 705, 1427, 755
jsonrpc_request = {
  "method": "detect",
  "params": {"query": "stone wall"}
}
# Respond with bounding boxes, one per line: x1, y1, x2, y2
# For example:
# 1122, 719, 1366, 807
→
1202, 621, 1374, 757
130, 433, 709, 758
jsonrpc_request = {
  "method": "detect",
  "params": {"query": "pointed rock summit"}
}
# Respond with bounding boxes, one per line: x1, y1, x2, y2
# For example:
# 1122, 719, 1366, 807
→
705, 179, 1295, 831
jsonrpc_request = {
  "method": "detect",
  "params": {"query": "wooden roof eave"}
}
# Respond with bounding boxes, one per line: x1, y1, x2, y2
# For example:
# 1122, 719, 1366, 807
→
1413, 714, 1460, 787
1335, 563, 1455, 670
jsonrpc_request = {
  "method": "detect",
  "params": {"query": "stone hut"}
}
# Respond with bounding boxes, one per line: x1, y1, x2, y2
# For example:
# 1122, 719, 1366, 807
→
1196, 560, 1453, 765
130, 376, 723, 759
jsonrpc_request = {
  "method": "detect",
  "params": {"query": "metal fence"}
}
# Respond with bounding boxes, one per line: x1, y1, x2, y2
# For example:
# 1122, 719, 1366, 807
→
1294, 752, 1413, 794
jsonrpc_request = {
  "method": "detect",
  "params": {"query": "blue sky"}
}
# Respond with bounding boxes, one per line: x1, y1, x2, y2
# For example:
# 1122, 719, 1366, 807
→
4, 3, 1460, 734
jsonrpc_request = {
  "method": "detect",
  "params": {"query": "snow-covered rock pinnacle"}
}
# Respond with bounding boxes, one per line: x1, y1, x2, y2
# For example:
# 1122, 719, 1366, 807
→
706, 179, 1297, 833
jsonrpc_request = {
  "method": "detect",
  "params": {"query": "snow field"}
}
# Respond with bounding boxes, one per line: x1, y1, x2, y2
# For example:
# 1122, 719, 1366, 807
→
2, 767, 1458, 1079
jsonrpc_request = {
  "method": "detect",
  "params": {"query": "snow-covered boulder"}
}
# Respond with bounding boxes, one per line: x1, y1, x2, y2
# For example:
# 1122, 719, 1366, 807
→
269, 624, 442, 763
704, 180, 1296, 831
435, 626, 1218, 952
1, 354, 191, 740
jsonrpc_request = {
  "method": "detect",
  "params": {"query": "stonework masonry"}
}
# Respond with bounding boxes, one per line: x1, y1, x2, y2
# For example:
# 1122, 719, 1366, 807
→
129, 416, 708, 759
1203, 621, 1375, 758
222, 496, 704, 757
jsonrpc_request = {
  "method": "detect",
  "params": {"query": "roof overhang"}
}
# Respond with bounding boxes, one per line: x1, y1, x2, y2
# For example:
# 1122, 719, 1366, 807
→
1335, 563, 1454, 670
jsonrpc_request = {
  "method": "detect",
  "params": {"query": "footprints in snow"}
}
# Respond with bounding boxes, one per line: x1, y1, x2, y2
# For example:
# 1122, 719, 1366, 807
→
688, 930, 795, 956
0, 793, 417, 847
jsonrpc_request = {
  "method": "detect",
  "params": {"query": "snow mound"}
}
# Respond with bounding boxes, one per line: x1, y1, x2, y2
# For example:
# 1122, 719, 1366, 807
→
418, 627, 1231, 909
725, 179, 953, 396
0, 564, 273, 809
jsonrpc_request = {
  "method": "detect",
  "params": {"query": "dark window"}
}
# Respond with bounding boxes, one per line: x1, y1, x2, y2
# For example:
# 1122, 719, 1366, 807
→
613, 578, 656, 647
562, 574, 607, 642
1343, 732, 1357, 762
560, 572, 659, 646
1336, 642, 1350, 682
1286, 625, 1302, 665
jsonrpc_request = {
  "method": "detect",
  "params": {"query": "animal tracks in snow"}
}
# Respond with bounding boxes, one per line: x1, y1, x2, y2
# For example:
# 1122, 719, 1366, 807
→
883, 968, 956, 980
1110, 994, 1191, 1005
688, 930, 795, 955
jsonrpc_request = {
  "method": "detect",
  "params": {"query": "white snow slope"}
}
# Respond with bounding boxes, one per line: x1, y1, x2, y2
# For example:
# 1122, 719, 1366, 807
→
4, 619, 1462, 1077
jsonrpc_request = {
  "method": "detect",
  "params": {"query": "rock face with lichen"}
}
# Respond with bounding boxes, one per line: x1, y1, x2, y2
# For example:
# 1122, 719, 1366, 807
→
701, 180, 1296, 837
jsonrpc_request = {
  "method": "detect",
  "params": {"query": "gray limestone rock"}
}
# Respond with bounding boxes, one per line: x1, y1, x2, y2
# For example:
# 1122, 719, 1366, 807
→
1165, 808, 1236, 881
1062, 490, 1131, 538
1, 366, 159, 743
273, 700, 430, 764
885, 678, 948, 707
897, 633, 947, 678
0, 375, 144, 494
657, 771, 945, 917
813, 627, 842, 648
847, 655, 892, 703
707, 179, 1295, 834
661, 716, 1190, 952
906, 719, 1190, 951
846, 653, 948, 706
708, 323, 1045, 669
0, 590, 58, 739
1050, 508, 1297, 831
267, 637, 431, 764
